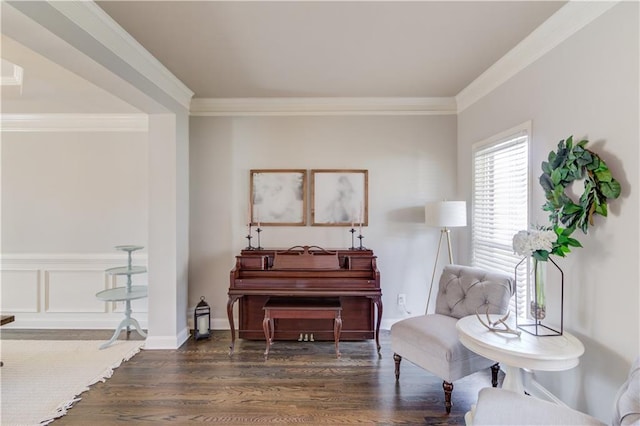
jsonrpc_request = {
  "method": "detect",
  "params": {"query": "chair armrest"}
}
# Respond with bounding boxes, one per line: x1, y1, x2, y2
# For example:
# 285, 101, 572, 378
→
470, 388, 606, 426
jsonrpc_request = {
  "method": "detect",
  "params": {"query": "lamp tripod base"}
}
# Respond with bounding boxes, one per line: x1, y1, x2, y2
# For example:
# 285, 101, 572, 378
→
425, 228, 454, 314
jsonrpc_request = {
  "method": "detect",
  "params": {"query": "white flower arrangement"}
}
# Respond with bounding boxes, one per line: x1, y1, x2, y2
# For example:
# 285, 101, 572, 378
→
512, 229, 557, 258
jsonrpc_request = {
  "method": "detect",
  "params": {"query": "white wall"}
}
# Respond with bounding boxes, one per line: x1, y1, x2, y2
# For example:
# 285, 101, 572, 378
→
457, 2, 638, 421
1, 129, 149, 327
189, 114, 458, 329
1, 131, 148, 252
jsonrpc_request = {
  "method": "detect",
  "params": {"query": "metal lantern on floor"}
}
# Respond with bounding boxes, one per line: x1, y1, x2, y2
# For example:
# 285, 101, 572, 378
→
194, 296, 211, 340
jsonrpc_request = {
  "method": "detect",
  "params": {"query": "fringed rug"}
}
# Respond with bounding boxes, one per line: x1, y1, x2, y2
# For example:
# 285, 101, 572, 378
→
0, 339, 144, 425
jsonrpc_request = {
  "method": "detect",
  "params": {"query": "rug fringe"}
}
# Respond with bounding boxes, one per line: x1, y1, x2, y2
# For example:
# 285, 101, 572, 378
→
40, 397, 81, 425
39, 342, 144, 425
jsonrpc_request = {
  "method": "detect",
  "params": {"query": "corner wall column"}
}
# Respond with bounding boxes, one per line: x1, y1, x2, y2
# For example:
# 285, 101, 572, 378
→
145, 113, 190, 349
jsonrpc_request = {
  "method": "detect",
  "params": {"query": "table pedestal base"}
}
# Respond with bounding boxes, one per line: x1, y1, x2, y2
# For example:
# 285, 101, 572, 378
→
501, 364, 525, 394
100, 300, 147, 350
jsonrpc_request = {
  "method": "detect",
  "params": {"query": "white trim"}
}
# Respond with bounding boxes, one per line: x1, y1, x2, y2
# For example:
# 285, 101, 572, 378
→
456, 1, 619, 113
471, 120, 532, 152
1, 252, 147, 267
190, 97, 457, 116
144, 326, 190, 350
1, 114, 148, 132
47, 1, 193, 110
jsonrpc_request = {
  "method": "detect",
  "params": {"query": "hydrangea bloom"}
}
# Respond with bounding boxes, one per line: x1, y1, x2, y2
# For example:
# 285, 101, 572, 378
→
512, 229, 557, 257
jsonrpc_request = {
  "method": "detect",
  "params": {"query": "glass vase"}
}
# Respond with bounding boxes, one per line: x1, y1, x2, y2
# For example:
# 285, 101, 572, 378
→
530, 258, 546, 320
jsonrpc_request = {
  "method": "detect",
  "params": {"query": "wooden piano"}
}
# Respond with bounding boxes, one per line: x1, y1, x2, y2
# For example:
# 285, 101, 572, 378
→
227, 245, 382, 355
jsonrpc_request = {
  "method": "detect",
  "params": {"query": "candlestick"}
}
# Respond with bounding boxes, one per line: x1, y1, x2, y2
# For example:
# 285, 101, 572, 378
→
357, 233, 365, 250
245, 224, 254, 250
349, 228, 356, 250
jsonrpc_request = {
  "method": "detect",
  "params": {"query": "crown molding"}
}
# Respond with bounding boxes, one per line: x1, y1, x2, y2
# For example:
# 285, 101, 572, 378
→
456, 0, 619, 113
46, 1, 194, 110
1, 114, 148, 132
190, 97, 457, 116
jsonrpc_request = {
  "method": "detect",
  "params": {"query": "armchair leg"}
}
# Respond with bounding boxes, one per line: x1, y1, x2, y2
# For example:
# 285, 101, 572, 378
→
393, 353, 402, 381
491, 363, 500, 388
443, 381, 453, 414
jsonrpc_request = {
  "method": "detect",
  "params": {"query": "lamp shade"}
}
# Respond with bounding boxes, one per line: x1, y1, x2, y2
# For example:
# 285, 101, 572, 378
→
425, 201, 467, 228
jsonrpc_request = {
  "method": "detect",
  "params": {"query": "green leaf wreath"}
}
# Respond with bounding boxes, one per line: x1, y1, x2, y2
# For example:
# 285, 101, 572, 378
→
539, 136, 621, 255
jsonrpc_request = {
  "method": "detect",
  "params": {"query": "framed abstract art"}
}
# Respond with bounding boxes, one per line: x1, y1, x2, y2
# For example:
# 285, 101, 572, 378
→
250, 169, 307, 226
311, 169, 368, 226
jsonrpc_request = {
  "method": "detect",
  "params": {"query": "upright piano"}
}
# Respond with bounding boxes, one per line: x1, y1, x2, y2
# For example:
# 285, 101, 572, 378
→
227, 245, 382, 354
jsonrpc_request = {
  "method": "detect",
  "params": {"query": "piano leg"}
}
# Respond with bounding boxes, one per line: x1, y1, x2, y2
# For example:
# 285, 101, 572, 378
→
262, 311, 273, 359
369, 295, 383, 356
334, 311, 342, 358
227, 295, 241, 355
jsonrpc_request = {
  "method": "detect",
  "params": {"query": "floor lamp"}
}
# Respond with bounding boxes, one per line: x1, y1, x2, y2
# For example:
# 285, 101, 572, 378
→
424, 200, 467, 314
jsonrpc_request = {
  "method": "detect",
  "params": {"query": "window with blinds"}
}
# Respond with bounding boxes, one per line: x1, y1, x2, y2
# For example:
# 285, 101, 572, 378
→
471, 123, 530, 316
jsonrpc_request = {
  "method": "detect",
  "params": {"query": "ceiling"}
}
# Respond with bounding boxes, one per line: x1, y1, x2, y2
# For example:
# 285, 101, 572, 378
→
0, 1, 566, 114
96, 1, 565, 99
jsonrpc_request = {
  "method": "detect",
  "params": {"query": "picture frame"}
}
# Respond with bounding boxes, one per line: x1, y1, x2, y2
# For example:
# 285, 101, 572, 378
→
250, 169, 307, 226
311, 169, 368, 226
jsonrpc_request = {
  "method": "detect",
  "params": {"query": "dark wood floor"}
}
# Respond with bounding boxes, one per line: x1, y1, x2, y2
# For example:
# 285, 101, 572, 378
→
1, 329, 500, 425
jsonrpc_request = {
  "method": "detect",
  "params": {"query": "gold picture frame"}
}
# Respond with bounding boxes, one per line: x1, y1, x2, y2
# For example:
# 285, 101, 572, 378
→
250, 169, 307, 226
311, 169, 368, 226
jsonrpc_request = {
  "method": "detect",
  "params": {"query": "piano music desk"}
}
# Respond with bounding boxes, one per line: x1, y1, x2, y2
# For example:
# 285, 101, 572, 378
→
262, 297, 342, 359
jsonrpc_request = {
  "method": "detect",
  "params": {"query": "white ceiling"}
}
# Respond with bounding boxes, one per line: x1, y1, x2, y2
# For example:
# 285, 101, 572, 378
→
0, 1, 567, 114
97, 1, 565, 99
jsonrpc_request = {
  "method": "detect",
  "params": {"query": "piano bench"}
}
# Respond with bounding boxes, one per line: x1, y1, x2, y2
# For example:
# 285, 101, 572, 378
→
262, 297, 342, 360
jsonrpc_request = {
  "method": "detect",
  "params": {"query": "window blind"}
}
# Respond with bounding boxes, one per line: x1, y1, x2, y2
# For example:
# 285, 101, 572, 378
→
472, 129, 529, 316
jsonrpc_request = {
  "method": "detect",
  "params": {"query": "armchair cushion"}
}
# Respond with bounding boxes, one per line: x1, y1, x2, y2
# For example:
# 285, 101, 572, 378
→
390, 314, 496, 383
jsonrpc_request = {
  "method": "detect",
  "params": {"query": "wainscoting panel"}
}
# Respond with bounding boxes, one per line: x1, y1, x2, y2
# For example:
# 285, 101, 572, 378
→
1, 253, 148, 329
0, 269, 40, 313
45, 270, 107, 313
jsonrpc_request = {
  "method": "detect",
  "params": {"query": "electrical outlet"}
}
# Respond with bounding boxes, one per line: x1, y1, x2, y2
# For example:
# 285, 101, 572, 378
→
397, 293, 406, 306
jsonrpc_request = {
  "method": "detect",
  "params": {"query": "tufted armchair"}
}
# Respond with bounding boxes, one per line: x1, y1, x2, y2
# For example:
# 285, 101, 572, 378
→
469, 356, 640, 425
391, 264, 515, 414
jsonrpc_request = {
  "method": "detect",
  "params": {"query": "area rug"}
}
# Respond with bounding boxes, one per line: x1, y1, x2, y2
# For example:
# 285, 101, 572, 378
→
0, 339, 144, 425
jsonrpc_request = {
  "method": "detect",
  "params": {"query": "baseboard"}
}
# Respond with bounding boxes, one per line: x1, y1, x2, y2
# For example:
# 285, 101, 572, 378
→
144, 325, 190, 350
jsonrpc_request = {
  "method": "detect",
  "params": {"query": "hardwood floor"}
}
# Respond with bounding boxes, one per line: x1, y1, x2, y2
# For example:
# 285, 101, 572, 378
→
1, 329, 500, 425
